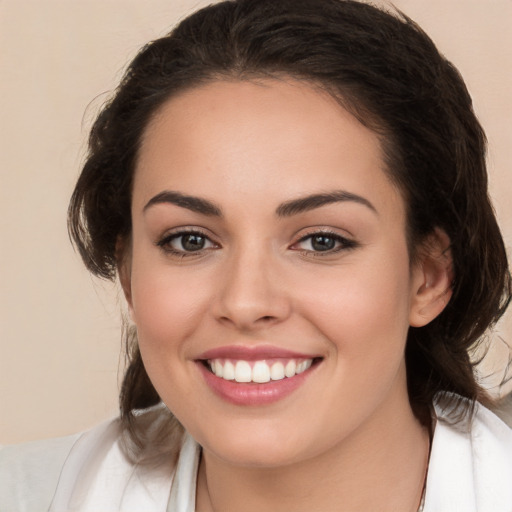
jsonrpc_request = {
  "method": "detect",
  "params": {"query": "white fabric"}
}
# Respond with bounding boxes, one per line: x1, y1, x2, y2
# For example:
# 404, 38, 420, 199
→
166, 434, 200, 512
1, 400, 511, 511
0, 433, 79, 512
423, 397, 512, 511
47, 418, 178, 512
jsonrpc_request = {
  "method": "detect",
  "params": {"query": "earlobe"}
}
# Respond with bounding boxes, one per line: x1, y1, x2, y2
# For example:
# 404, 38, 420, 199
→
409, 228, 454, 327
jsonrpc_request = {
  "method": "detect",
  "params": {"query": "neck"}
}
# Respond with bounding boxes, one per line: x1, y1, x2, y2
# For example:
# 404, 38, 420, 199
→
196, 375, 430, 512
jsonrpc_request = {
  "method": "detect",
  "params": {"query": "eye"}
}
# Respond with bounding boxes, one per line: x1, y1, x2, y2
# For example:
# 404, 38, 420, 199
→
292, 231, 357, 254
157, 230, 217, 254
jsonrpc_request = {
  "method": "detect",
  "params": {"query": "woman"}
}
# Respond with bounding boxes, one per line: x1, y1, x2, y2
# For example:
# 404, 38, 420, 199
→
1, 0, 511, 510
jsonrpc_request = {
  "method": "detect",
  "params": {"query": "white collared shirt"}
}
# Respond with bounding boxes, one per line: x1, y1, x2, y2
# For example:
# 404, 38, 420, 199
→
1, 398, 511, 512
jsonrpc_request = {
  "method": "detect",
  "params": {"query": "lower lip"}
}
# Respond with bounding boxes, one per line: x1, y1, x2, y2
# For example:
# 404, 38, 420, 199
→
196, 362, 317, 406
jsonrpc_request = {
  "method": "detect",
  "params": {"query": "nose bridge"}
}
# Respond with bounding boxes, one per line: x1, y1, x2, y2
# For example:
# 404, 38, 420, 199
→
215, 237, 290, 329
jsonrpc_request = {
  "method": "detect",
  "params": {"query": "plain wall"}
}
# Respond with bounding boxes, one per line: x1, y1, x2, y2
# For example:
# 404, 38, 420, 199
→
1, 0, 511, 444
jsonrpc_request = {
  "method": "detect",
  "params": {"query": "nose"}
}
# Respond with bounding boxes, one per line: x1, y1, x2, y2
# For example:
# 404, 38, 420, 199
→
212, 245, 292, 332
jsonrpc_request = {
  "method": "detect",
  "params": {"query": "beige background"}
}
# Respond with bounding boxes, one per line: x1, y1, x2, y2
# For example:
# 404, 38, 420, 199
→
1, 0, 511, 444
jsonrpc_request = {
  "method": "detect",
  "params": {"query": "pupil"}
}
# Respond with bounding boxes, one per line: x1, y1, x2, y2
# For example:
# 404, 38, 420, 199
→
312, 235, 335, 251
182, 234, 205, 251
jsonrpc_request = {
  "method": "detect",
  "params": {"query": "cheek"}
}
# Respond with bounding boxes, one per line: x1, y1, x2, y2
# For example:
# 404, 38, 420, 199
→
129, 255, 212, 358
297, 251, 413, 361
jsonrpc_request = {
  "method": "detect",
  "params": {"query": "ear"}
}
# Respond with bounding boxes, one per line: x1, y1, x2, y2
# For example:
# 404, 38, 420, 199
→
116, 236, 135, 320
409, 228, 454, 327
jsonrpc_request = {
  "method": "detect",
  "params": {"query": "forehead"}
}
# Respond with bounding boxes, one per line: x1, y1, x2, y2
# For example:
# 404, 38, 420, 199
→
134, 78, 403, 222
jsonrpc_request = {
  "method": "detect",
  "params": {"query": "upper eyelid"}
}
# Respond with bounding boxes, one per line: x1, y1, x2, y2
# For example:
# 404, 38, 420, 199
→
293, 226, 355, 242
156, 229, 219, 257
155, 226, 356, 247
156, 226, 216, 244
290, 228, 359, 252
298, 230, 347, 240
294, 232, 353, 246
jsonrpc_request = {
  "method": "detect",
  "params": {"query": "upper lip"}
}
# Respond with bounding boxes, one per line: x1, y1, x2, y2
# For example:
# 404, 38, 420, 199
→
197, 345, 320, 361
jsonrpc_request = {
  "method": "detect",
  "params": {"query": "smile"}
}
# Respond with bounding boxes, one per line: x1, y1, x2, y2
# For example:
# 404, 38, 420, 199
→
196, 347, 322, 405
207, 358, 314, 383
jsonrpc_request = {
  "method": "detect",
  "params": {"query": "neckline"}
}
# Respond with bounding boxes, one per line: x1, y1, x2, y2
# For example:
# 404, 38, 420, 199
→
166, 431, 432, 512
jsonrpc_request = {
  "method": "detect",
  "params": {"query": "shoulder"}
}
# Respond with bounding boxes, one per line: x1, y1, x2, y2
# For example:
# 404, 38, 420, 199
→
0, 417, 123, 512
0, 433, 81, 512
469, 399, 512, 460
14, 405, 185, 512
424, 396, 512, 512
0, 409, 182, 512
467, 401, 512, 508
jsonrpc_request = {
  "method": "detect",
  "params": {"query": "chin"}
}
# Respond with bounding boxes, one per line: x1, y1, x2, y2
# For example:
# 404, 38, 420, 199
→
198, 421, 318, 469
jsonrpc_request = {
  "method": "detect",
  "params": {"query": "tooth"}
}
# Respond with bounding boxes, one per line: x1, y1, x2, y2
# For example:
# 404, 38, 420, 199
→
285, 360, 296, 378
234, 361, 252, 383
296, 361, 306, 374
252, 361, 271, 383
270, 362, 285, 380
304, 359, 312, 370
214, 360, 223, 378
223, 360, 235, 380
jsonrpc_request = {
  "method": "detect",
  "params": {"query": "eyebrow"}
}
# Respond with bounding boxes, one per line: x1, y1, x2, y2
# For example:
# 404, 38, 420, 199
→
276, 190, 378, 217
143, 189, 377, 218
143, 191, 222, 216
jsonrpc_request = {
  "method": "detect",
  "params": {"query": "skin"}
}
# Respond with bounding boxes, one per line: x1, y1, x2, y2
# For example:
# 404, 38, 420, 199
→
121, 79, 453, 511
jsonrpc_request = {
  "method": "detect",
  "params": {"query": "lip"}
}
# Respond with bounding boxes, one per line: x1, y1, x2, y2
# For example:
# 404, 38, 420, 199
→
195, 345, 321, 406
198, 344, 319, 361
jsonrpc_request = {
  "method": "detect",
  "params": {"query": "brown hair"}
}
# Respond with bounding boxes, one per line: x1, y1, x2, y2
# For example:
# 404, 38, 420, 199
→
69, 0, 511, 442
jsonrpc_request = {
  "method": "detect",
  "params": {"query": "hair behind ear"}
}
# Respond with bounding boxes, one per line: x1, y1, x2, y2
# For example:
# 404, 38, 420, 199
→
405, 223, 505, 424
116, 236, 135, 315
119, 325, 161, 449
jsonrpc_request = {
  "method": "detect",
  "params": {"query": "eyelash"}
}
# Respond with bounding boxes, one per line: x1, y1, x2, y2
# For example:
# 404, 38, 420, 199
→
156, 229, 358, 258
156, 229, 217, 257
292, 230, 358, 257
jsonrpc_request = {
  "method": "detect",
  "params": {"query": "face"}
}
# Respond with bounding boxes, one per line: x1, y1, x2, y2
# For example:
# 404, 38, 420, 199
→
125, 79, 438, 468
